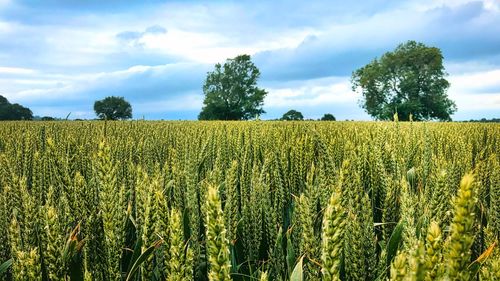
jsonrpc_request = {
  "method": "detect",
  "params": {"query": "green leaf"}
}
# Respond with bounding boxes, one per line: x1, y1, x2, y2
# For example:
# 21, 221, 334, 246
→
230, 245, 238, 274
124, 235, 143, 277
286, 229, 296, 276
0, 259, 13, 276
386, 220, 405, 267
125, 240, 162, 281
290, 255, 303, 281
121, 205, 138, 274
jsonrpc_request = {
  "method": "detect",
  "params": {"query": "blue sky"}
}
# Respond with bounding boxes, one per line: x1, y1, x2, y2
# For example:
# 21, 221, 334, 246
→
0, 0, 499, 120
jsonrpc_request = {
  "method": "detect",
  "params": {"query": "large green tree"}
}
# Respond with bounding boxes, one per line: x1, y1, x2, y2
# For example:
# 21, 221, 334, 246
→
199, 55, 267, 120
94, 96, 132, 120
351, 41, 456, 121
0, 95, 33, 120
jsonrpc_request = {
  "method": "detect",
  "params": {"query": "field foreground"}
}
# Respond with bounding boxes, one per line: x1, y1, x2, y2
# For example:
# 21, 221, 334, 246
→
0, 121, 499, 280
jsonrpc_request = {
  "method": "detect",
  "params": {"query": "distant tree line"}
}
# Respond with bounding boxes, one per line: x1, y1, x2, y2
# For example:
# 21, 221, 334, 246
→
465, 118, 500, 123
279, 110, 336, 121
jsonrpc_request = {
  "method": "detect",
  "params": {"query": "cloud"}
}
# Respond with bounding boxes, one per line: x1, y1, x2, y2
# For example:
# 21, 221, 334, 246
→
0, 0, 499, 120
254, 1, 500, 83
449, 69, 500, 93
0, 0, 10, 8
3, 62, 211, 119
145, 25, 167, 34
116, 25, 167, 47
446, 68, 500, 120
262, 77, 370, 120
0, 66, 36, 75
116, 22, 311, 64
265, 77, 357, 107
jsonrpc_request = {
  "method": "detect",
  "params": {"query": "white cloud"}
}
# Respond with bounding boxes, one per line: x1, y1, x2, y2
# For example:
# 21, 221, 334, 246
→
0, 66, 36, 75
451, 92, 500, 111
412, 0, 486, 11
484, 0, 500, 11
4, 65, 137, 102
40, 29, 120, 67
449, 69, 500, 92
0, 21, 11, 33
445, 60, 500, 74
447, 68, 500, 114
265, 77, 360, 108
128, 27, 313, 64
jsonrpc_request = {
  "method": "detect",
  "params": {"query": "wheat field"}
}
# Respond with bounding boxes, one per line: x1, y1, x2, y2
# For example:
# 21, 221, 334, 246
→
0, 121, 498, 280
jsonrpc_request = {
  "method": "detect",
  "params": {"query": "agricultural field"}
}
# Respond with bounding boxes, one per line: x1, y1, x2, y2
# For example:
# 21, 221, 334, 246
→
0, 121, 499, 281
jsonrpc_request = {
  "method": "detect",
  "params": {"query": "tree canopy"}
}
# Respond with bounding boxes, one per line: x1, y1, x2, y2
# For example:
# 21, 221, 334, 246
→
320, 113, 336, 121
0, 95, 33, 120
94, 96, 132, 120
281, 109, 304, 121
198, 54, 267, 120
351, 41, 456, 121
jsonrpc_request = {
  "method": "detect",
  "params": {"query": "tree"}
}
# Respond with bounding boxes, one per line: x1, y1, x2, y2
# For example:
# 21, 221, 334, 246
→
321, 113, 336, 121
199, 54, 268, 120
94, 96, 132, 120
351, 41, 456, 121
281, 110, 304, 121
0, 95, 33, 120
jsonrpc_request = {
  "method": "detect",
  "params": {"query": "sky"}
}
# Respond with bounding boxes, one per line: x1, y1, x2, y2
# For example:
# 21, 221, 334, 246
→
0, 0, 499, 120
